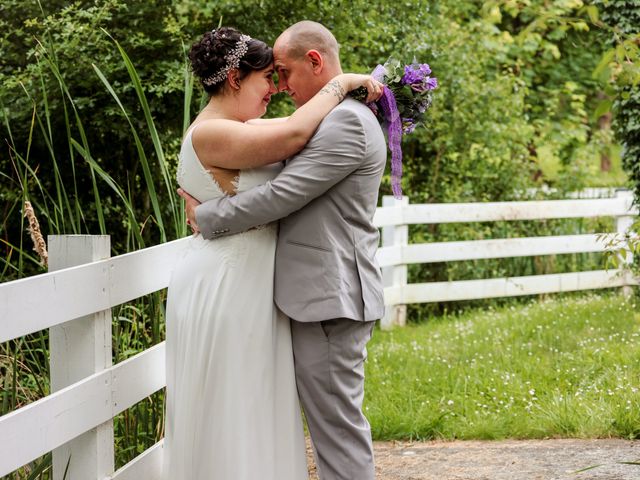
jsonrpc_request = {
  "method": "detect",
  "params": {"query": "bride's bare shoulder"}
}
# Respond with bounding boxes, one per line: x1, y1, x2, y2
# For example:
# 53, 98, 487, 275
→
189, 118, 239, 144
190, 117, 236, 132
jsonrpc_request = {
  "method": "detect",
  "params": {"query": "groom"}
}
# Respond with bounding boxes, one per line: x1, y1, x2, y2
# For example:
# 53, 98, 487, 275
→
180, 21, 386, 480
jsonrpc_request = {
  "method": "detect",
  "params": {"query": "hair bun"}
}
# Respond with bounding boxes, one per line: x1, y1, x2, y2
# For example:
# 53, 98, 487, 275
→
189, 26, 273, 95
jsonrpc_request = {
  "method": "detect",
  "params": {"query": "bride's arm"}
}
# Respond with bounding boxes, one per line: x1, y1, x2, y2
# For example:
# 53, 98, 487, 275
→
246, 117, 289, 125
191, 73, 382, 170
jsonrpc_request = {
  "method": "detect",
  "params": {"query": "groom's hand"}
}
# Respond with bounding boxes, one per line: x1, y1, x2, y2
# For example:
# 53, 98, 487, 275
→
177, 188, 201, 234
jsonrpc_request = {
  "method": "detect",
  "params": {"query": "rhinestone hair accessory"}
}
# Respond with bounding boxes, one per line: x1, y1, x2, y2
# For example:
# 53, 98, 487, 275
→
202, 33, 252, 86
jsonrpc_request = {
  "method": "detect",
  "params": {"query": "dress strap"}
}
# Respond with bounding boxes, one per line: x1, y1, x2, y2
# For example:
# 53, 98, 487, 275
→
183, 122, 202, 143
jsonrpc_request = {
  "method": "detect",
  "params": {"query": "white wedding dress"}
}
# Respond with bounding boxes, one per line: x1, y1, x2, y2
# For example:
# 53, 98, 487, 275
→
162, 126, 308, 479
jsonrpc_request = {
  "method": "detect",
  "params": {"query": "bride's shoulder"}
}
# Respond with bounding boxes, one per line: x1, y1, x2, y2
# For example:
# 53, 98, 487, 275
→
190, 117, 235, 132
189, 118, 239, 144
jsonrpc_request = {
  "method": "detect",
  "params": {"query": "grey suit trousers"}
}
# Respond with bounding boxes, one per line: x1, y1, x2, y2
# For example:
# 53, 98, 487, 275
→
291, 318, 375, 480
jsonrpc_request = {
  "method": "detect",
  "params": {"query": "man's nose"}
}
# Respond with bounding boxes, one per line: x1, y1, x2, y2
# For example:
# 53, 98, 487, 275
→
277, 78, 288, 93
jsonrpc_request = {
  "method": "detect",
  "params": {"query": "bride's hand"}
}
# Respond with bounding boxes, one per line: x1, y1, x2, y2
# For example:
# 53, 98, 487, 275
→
177, 188, 201, 235
344, 73, 385, 103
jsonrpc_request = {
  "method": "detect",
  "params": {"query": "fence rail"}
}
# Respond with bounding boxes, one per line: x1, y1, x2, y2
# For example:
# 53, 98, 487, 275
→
372, 195, 633, 226
0, 344, 165, 477
0, 238, 189, 344
377, 234, 618, 266
378, 190, 637, 328
0, 190, 637, 479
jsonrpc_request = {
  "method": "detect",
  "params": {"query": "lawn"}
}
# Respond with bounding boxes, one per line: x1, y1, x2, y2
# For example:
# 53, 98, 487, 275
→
364, 292, 640, 440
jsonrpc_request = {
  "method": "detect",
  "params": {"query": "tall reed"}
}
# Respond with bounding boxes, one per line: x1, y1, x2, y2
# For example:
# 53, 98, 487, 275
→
1, 28, 192, 478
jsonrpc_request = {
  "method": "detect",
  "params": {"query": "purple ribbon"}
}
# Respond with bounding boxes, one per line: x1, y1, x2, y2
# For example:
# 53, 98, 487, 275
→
372, 65, 403, 199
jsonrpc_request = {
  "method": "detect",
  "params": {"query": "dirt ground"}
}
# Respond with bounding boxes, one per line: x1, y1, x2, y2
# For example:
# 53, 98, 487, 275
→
306, 438, 640, 479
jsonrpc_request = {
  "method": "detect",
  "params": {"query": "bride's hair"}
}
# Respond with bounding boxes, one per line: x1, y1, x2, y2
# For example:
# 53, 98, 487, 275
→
189, 27, 273, 95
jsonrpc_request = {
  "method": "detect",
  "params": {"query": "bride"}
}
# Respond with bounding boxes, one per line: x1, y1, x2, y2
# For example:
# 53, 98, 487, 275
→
163, 27, 382, 479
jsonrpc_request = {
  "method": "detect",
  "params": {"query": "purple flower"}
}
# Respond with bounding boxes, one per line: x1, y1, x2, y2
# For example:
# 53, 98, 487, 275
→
402, 118, 417, 134
401, 63, 432, 85
402, 62, 438, 95
410, 83, 428, 93
418, 63, 432, 76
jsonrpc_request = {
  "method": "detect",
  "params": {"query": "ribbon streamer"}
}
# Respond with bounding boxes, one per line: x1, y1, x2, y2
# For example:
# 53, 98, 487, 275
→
372, 65, 403, 199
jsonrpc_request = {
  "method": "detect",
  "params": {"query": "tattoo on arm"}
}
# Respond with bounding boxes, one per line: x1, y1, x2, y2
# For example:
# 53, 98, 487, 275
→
319, 79, 346, 101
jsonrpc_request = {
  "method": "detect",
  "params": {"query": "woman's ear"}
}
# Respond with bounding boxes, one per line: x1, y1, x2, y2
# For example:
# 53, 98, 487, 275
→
305, 50, 324, 75
227, 69, 241, 89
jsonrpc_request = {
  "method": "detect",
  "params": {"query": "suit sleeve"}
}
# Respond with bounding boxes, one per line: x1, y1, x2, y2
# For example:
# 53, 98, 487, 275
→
195, 107, 367, 239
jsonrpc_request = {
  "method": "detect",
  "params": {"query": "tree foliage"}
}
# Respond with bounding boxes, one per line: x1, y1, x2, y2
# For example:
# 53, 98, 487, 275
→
594, 0, 640, 200
0, 0, 625, 279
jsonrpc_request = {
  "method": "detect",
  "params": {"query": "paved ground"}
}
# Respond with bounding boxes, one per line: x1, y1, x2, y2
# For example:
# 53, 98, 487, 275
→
306, 439, 640, 479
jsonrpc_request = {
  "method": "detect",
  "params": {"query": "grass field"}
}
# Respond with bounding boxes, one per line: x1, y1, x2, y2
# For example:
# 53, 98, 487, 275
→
364, 292, 640, 441
3, 291, 638, 479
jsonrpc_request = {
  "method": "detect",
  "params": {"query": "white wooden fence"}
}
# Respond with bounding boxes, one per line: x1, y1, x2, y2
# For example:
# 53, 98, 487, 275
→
379, 189, 637, 328
0, 190, 637, 479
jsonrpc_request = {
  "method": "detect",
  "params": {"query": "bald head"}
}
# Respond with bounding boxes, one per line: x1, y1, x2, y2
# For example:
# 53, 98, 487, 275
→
277, 21, 340, 67
273, 21, 343, 107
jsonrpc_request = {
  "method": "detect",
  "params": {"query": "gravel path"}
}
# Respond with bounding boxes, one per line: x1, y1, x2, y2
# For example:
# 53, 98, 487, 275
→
306, 439, 640, 479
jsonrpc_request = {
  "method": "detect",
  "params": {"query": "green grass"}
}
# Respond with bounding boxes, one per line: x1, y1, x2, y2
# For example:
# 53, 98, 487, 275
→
365, 291, 640, 441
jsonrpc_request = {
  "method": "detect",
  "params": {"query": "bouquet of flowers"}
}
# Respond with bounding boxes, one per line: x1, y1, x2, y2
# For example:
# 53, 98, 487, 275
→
353, 58, 438, 198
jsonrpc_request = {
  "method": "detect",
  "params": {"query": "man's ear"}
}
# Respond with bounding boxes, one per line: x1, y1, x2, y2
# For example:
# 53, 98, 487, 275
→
227, 69, 241, 89
305, 50, 324, 75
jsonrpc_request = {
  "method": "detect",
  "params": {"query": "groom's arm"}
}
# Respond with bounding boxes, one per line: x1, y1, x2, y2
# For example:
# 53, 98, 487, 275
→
196, 107, 366, 239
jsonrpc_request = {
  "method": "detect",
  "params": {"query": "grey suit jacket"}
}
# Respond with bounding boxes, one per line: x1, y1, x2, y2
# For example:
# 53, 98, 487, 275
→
196, 98, 387, 322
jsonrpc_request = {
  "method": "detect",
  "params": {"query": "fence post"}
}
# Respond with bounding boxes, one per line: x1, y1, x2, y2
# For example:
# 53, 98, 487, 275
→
615, 189, 635, 297
48, 235, 114, 480
382, 196, 408, 329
